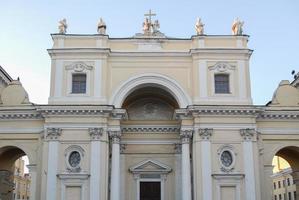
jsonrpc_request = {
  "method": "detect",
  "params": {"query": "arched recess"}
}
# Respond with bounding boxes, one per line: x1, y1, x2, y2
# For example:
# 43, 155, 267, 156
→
109, 73, 192, 108
269, 146, 299, 200
0, 146, 32, 200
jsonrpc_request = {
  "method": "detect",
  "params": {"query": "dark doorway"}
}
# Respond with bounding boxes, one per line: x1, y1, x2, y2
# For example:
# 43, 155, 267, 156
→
140, 181, 161, 200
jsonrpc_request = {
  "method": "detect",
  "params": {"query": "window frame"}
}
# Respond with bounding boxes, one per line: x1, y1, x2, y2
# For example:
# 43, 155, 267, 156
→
214, 73, 230, 94
71, 73, 87, 94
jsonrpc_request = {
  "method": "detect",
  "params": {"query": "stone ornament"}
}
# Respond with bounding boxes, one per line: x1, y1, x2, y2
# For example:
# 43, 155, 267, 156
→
198, 128, 213, 140
240, 128, 256, 141
65, 61, 93, 72
89, 127, 104, 140
97, 18, 107, 34
58, 18, 68, 34
217, 145, 236, 173
180, 128, 193, 143
108, 129, 122, 144
45, 128, 62, 140
141, 9, 162, 36
232, 18, 244, 35
195, 17, 204, 35
64, 145, 85, 173
209, 62, 235, 73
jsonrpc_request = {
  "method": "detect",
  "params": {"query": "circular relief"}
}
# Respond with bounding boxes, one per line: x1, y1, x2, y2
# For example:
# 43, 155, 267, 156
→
220, 150, 233, 167
68, 151, 81, 168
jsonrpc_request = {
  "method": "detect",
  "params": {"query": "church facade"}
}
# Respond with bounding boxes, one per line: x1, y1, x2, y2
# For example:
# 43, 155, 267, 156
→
1, 13, 299, 200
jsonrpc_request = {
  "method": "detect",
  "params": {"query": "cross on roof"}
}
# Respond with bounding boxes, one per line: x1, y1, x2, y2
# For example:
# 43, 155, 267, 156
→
144, 9, 156, 23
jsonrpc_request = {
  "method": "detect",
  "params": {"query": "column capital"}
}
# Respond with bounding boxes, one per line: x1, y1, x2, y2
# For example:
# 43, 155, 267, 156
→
199, 128, 213, 140
240, 128, 256, 141
89, 127, 104, 140
180, 128, 193, 144
108, 128, 121, 144
45, 127, 61, 140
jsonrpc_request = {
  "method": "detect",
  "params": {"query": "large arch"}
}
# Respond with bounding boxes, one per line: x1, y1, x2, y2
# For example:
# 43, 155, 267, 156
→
109, 73, 192, 108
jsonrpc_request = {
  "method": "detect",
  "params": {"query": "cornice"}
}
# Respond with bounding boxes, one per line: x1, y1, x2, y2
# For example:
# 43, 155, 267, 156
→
188, 105, 262, 117
37, 105, 113, 118
122, 125, 180, 134
0, 107, 42, 120
257, 110, 299, 120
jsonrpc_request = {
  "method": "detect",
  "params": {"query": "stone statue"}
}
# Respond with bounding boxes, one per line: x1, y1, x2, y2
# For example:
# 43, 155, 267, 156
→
97, 18, 107, 34
58, 18, 67, 34
232, 18, 244, 35
143, 18, 151, 33
152, 20, 160, 33
195, 17, 204, 35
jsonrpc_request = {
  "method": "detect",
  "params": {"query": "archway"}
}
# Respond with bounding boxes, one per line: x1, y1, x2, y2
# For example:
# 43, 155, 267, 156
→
271, 146, 299, 200
0, 146, 31, 200
119, 85, 181, 200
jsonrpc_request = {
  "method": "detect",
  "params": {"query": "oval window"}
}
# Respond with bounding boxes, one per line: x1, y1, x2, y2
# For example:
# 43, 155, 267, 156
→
68, 151, 81, 168
220, 150, 233, 167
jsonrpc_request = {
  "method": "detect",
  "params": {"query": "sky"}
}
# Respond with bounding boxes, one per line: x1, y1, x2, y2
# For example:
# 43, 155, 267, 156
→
0, 0, 298, 105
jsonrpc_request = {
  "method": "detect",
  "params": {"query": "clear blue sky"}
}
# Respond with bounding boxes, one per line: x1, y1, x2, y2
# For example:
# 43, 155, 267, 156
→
0, 0, 298, 105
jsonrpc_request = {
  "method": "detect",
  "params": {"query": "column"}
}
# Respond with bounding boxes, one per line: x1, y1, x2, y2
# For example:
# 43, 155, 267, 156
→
263, 165, 274, 200
291, 171, 299, 200
89, 128, 104, 200
240, 129, 257, 200
180, 128, 193, 200
199, 128, 213, 200
27, 164, 37, 200
45, 128, 61, 200
109, 129, 121, 200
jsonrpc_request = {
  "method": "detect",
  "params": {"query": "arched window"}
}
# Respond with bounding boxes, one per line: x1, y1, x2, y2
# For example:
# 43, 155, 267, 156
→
214, 74, 229, 94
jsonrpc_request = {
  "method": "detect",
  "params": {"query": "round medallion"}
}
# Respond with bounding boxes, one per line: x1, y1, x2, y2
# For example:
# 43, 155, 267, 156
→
220, 150, 233, 167
68, 151, 81, 168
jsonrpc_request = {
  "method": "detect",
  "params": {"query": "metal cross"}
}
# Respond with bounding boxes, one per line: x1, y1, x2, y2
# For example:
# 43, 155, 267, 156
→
144, 9, 156, 24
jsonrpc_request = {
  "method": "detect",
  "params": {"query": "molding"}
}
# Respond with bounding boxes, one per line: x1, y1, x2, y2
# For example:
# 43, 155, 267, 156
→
64, 145, 85, 173
199, 128, 213, 140
108, 128, 121, 144
258, 110, 299, 120
122, 125, 180, 134
65, 61, 93, 72
180, 127, 193, 143
129, 159, 172, 174
208, 62, 236, 72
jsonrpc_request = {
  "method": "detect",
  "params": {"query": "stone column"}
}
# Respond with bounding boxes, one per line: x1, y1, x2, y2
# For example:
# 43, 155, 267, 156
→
89, 128, 104, 200
27, 164, 37, 200
180, 128, 193, 200
240, 129, 257, 200
45, 128, 61, 200
263, 165, 274, 200
291, 171, 299, 200
199, 128, 213, 200
109, 129, 121, 200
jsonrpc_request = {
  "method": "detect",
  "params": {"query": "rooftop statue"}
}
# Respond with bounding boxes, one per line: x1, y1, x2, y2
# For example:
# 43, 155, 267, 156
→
153, 20, 160, 33
141, 9, 162, 36
195, 17, 205, 35
97, 18, 107, 35
232, 18, 244, 35
58, 18, 68, 34
143, 17, 151, 34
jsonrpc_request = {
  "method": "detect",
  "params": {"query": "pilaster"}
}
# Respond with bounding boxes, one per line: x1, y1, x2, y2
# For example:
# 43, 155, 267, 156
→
45, 127, 61, 200
27, 164, 37, 200
199, 128, 213, 200
240, 128, 257, 200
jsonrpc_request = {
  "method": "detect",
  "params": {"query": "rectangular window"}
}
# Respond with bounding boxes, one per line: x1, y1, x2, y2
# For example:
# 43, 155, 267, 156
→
274, 182, 276, 189
295, 191, 297, 200
278, 181, 281, 188
214, 74, 229, 94
287, 178, 290, 186
279, 194, 282, 200
283, 180, 286, 187
140, 181, 161, 200
72, 74, 86, 94
275, 195, 277, 200
289, 192, 292, 200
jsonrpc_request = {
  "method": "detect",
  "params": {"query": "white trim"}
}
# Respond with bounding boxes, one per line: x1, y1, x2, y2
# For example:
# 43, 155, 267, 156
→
46, 141, 59, 200
121, 140, 180, 145
109, 73, 191, 108
199, 60, 207, 98
54, 60, 63, 97
201, 140, 213, 200
213, 174, 243, 200
90, 140, 101, 200
238, 60, 246, 99
94, 60, 102, 98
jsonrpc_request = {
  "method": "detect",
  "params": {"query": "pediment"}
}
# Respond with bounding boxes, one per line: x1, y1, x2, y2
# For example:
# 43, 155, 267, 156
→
129, 159, 172, 174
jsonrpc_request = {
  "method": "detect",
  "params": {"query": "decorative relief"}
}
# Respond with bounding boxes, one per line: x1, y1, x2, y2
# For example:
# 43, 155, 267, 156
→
64, 145, 85, 173
122, 125, 179, 134
240, 128, 256, 141
198, 128, 213, 140
120, 144, 127, 153
89, 128, 104, 140
180, 128, 193, 144
108, 129, 121, 144
174, 143, 182, 154
65, 62, 93, 72
209, 62, 235, 73
45, 128, 61, 140
217, 144, 236, 173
